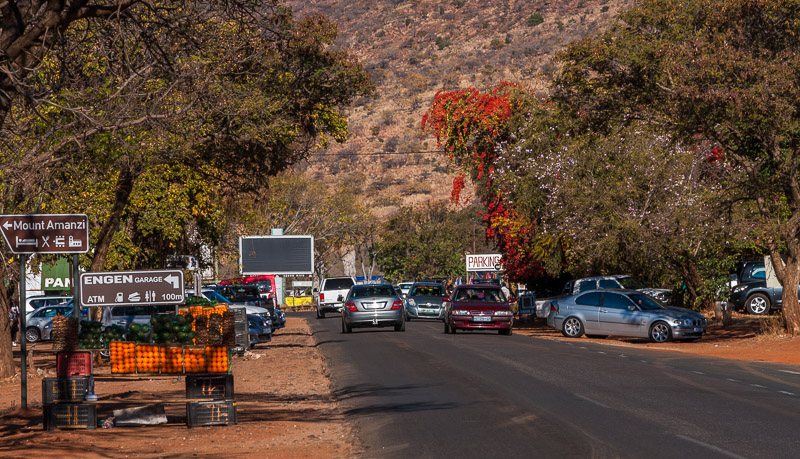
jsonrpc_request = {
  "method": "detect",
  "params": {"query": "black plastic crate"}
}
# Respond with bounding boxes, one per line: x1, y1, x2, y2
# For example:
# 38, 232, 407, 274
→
42, 377, 91, 404
186, 400, 236, 427
43, 403, 97, 430
186, 374, 234, 400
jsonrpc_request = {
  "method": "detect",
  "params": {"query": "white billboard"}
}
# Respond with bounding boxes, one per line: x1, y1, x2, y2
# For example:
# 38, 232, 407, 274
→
466, 253, 503, 272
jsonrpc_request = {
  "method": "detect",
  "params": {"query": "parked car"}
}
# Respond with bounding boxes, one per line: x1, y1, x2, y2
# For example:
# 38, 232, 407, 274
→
444, 284, 513, 335
25, 304, 87, 342
405, 282, 449, 320
24, 294, 72, 314
341, 283, 405, 333
219, 274, 277, 307
536, 275, 673, 315
247, 313, 272, 347
208, 286, 283, 331
102, 304, 179, 329
546, 289, 707, 343
728, 261, 795, 315
315, 276, 356, 318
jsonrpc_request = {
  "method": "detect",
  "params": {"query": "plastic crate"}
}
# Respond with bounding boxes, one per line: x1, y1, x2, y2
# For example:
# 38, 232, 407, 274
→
42, 377, 91, 404
56, 351, 92, 377
186, 400, 236, 427
186, 374, 234, 400
43, 403, 97, 430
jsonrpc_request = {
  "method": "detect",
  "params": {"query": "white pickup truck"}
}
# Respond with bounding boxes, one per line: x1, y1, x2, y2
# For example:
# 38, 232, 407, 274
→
314, 276, 356, 318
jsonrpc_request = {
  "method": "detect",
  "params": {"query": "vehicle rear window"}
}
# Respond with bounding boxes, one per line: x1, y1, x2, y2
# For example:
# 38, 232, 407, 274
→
575, 292, 601, 306
598, 279, 621, 289
351, 286, 395, 298
324, 278, 354, 290
617, 276, 646, 289
411, 285, 446, 297
577, 281, 596, 292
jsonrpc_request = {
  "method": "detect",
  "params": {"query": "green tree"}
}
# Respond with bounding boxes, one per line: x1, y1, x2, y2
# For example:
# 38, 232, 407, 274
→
554, 0, 800, 333
376, 202, 493, 282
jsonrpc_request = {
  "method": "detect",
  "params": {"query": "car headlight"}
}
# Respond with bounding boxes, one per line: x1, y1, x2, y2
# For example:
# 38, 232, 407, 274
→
732, 285, 748, 293
452, 309, 471, 316
494, 310, 512, 316
673, 319, 691, 326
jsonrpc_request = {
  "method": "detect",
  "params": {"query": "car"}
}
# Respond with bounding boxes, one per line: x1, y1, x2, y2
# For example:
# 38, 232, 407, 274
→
24, 295, 72, 314
315, 276, 356, 318
405, 282, 448, 320
727, 261, 796, 315
208, 286, 280, 330
546, 289, 707, 343
341, 283, 405, 333
444, 284, 513, 335
25, 304, 87, 342
397, 282, 414, 298
247, 313, 272, 347
101, 304, 179, 329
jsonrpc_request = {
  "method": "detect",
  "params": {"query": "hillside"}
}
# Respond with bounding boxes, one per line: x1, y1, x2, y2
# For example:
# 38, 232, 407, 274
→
287, 0, 631, 218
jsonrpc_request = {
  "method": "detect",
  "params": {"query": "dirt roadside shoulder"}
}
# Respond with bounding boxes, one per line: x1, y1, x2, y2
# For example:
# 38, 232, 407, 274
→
0, 316, 359, 458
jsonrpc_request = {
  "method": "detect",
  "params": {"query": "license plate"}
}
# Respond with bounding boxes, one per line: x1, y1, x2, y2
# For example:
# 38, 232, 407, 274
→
693, 327, 703, 332
474, 316, 492, 322
421, 308, 436, 314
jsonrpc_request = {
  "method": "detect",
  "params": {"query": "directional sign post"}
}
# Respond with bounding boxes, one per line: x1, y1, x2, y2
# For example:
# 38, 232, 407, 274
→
79, 270, 185, 307
0, 214, 89, 254
0, 214, 89, 409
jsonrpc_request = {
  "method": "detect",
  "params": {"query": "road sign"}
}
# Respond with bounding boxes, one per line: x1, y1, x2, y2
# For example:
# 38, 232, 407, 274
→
466, 254, 503, 272
79, 270, 185, 307
0, 214, 89, 254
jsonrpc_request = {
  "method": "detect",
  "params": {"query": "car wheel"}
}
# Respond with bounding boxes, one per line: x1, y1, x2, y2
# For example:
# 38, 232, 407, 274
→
316, 307, 323, 319
586, 334, 608, 339
341, 315, 352, 334
395, 319, 405, 332
561, 317, 584, 338
745, 293, 770, 315
649, 321, 672, 343
499, 327, 512, 336
25, 327, 40, 343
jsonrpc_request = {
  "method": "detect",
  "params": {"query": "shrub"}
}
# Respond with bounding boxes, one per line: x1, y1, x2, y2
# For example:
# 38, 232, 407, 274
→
526, 13, 544, 27
452, 0, 465, 8
435, 36, 451, 50
490, 39, 504, 50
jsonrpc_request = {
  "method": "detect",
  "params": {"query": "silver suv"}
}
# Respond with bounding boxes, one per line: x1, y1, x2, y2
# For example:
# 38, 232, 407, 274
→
26, 304, 85, 342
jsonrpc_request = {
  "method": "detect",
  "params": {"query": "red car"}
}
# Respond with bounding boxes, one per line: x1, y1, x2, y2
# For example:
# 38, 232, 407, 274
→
444, 284, 514, 335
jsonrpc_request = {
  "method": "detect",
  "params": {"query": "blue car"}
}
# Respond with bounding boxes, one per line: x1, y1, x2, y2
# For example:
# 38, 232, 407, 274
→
248, 314, 272, 347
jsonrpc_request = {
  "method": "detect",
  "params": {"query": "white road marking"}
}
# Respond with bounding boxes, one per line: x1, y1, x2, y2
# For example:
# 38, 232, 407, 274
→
693, 371, 705, 375
597, 351, 606, 354
779, 369, 800, 375
676, 435, 746, 459
750, 384, 767, 389
779, 391, 796, 396
727, 378, 739, 383
575, 393, 609, 409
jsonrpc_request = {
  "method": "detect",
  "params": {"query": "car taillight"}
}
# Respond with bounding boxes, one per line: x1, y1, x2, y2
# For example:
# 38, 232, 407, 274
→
443, 297, 450, 302
550, 302, 558, 312
346, 302, 357, 311
391, 300, 402, 309
320, 293, 325, 302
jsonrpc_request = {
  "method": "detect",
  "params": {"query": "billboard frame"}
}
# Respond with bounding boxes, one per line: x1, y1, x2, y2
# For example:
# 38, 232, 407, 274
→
239, 235, 314, 276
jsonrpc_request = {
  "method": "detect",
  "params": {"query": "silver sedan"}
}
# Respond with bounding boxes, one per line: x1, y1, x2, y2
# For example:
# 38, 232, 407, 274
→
405, 282, 448, 320
547, 289, 707, 342
342, 284, 405, 333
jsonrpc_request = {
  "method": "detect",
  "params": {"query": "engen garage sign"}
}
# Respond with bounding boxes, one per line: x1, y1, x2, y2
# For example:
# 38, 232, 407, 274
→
80, 270, 185, 307
466, 254, 503, 272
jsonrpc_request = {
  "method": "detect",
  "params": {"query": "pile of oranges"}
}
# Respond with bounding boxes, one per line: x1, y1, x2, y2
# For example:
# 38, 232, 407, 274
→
135, 344, 160, 373
206, 346, 229, 373
110, 342, 135, 373
161, 345, 184, 373
184, 347, 207, 373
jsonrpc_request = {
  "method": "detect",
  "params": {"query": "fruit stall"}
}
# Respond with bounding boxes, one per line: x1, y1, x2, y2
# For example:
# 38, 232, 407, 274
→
45, 299, 241, 430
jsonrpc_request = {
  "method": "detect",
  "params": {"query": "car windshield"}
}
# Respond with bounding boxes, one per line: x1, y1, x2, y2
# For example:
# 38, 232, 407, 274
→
253, 280, 273, 291
617, 276, 646, 289
453, 287, 505, 302
411, 285, 446, 297
203, 290, 232, 304
351, 286, 396, 298
628, 293, 663, 310
325, 278, 354, 290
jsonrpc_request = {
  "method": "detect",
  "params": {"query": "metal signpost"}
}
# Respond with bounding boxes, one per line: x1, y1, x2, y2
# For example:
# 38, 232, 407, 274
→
79, 270, 185, 307
0, 214, 89, 408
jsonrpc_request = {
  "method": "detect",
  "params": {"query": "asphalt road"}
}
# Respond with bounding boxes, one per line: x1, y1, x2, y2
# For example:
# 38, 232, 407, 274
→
306, 312, 800, 458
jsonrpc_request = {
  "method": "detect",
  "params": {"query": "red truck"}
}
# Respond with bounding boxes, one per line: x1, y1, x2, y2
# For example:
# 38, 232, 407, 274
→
219, 274, 277, 307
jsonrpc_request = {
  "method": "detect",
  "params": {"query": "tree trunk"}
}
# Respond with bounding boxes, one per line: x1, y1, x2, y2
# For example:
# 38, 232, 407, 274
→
89, 166, 136, 323
780, 260, 800, 337
0, 281, 15, 378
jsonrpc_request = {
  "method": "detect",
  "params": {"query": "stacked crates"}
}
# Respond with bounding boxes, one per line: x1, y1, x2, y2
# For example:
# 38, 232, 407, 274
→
186, 374, 236, 427
44, 352, 96, 430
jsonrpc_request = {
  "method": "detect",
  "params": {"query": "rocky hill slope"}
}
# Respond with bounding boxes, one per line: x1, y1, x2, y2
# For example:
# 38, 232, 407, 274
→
287, 0, 631, 218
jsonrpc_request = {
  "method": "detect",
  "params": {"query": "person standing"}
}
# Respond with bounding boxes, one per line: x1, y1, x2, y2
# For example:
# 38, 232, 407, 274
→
9, 300, 19, 346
